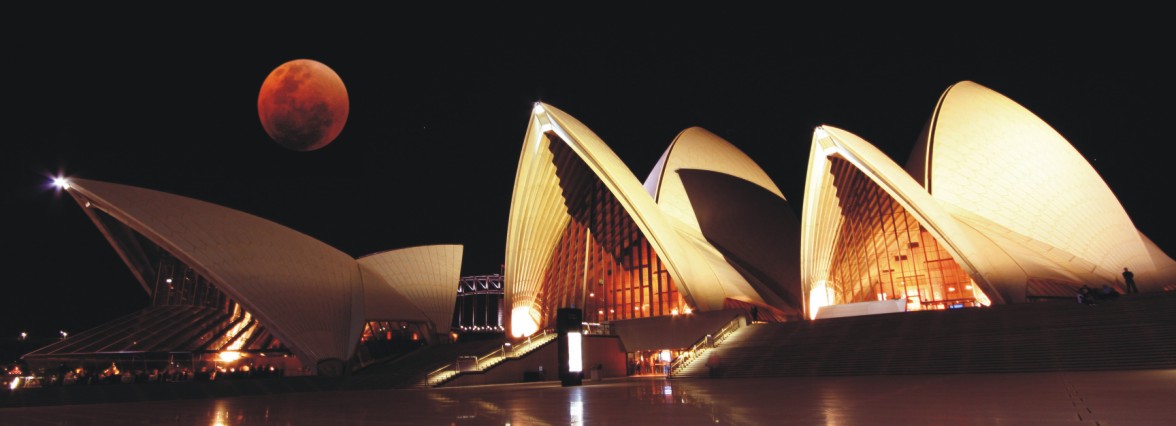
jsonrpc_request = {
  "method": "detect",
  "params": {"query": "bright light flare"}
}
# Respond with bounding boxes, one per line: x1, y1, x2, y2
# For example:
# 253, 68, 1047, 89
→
511, 305, 540, 338
809, 281, 831, 320
218, 351, 241, 362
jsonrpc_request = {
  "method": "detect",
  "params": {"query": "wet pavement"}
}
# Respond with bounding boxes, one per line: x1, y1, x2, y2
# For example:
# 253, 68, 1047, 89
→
2, 369, 1175, 425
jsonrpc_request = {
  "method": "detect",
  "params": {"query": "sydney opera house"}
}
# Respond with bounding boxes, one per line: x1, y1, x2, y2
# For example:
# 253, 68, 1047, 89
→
26, 80, 1176, 380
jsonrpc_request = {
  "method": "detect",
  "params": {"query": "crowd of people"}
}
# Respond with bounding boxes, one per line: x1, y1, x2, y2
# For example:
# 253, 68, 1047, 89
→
7, 361, 286, 390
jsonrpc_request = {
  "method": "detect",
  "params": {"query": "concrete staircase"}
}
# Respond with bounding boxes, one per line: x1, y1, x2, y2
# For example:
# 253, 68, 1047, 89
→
674, 291, 1176, 379
416, 330, 556, 388
342, 337, 507, 390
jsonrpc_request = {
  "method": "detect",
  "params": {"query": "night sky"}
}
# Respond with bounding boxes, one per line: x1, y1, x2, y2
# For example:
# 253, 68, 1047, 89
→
6, 10, 1173, 359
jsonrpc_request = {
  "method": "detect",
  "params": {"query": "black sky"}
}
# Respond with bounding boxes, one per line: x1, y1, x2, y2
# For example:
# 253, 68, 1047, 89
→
6, 10, 1173, 355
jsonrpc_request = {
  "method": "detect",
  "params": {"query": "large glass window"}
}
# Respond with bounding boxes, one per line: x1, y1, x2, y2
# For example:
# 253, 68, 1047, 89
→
534, 140, 688, 330
825, 157, 982, 310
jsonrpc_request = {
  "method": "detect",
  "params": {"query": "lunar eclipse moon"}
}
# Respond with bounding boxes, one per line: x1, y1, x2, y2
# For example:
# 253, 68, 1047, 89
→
257, 59, 349, 151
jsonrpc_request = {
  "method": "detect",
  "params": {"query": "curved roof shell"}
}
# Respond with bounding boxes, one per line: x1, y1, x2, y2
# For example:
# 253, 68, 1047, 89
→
60, 178, 459, 371
802, 81, 1176, 315
505, 103, 799, 335
910, 81, 1176, 291
358, 244, 463, 334
644, 127, 802, 313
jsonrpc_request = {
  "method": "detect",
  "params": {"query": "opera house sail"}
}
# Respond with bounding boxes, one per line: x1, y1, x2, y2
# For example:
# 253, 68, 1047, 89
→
27, 178, 462, 377
800, 81, 1176, 319
504, 103, 803, 339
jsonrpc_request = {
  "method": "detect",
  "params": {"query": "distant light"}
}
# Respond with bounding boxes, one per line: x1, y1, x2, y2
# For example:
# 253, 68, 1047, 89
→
218, 351, 241, 362
671, 308, 679, 316
52, 176, 71, 190
948, 287, 956, 292
166, 278, 173, 283
19, 332, 27, 340
59, 330, 68, 338
684, 307, 693, 314
9, 377, 19, 390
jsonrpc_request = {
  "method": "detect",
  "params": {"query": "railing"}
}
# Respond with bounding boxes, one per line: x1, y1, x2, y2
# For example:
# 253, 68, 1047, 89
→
668, 314, 746, 377
419, 329, 557, 387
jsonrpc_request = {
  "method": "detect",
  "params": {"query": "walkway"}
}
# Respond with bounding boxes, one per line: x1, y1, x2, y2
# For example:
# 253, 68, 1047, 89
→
3, 369, 1174, 424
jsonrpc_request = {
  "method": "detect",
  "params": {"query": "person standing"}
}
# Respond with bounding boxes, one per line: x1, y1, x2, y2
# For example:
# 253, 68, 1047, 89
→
1123, 267, 1138, 294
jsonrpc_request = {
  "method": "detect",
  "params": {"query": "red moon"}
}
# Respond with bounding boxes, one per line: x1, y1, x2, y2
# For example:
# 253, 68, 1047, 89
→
257, 59, 349, 151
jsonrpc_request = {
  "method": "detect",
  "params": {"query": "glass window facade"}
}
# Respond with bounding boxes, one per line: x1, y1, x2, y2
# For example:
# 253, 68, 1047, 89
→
534, 138, 688, 330
824, 157, 983, 310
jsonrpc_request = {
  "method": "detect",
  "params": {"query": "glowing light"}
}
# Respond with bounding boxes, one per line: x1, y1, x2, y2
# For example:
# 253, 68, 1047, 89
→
225, 312, 254, 350
10, 377, 20, 390
59, 330, 68, 339
660, 349, 672, 362
589, 292, 594, 297
948, 287, 956, 292
19, 332, 26, 341
809, 281, 830, 320
166, 278, 173, 283
965, 285, 973, 290
511, 305, 540, 338
218, 351, 241, 362
671, 308, 679, 316
683, 307, 693, 314
51, 176, 70, 190
567, 331, 583, 373
532, 103, 545, 115
974, 287, 993, 306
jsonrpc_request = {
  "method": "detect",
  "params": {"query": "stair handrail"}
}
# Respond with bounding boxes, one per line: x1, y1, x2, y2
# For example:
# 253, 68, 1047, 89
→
668, 313, 746, 376
421, 328, 557, 387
